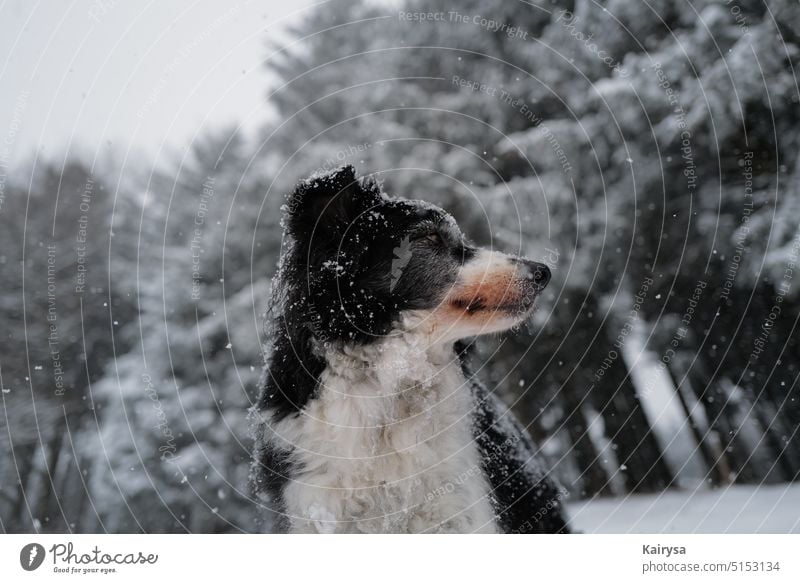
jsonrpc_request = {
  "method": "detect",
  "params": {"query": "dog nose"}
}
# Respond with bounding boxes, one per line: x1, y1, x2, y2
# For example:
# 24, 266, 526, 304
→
517, 259, 551, 290
531, 263, 550, 289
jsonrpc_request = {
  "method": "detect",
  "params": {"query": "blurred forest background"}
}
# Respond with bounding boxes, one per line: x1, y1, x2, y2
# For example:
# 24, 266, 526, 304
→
1, 0, 800, 532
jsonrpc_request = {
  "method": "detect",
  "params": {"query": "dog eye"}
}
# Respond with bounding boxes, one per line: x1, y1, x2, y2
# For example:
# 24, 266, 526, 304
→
424, 233, 443, 245
411, 231, 443, 245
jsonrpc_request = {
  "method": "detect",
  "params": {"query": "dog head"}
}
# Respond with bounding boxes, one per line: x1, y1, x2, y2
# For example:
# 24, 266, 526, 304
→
281, 165, 550, 345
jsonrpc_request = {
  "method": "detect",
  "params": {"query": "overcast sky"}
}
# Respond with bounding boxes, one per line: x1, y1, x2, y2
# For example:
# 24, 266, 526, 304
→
0, 0, 319, 169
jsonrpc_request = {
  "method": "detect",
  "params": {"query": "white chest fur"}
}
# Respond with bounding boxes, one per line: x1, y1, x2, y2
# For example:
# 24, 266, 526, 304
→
271, 332, 497, 533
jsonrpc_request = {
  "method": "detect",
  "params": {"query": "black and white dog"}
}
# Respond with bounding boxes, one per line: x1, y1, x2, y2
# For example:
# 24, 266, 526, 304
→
253, 165, 569, 533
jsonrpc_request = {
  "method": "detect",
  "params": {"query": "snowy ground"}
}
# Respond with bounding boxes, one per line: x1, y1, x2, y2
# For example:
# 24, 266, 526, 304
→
566, 483, 800, 533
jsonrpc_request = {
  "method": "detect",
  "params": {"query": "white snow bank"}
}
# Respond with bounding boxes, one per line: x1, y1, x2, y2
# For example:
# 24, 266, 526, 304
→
566, 483, 800, 533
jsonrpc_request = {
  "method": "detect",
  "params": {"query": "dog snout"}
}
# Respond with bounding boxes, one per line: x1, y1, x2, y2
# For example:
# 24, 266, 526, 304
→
517, 259, 551, 290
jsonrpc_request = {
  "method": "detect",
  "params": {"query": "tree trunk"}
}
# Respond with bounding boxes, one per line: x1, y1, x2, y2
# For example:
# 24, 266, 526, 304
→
563, 396, 613, 497
666, 360, 731, 486
688, 358, 759, 483
32, 430, 66, 532
14, 443, 37, 531
593, 349, 674, 493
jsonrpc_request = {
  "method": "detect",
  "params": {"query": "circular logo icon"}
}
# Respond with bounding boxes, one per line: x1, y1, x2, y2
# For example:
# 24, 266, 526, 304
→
19, 543, 46, 571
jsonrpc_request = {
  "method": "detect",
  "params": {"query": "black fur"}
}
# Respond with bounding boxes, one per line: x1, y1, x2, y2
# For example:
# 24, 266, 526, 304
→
455, 342, 569, 533
256, 165, 468, 420
252, 164, 569, 533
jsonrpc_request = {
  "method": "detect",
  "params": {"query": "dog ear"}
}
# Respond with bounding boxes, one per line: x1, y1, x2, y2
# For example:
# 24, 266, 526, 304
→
285, 165, 381, 241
